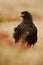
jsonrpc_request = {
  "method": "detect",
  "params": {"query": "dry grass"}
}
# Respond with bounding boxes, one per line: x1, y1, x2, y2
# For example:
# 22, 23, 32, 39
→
0, 0, 43, 22
0, 0, 43, 65
0, 20, 43, 65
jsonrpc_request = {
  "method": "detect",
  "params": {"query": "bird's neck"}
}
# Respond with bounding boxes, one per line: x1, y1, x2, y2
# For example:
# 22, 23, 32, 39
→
23, 18, 33, 24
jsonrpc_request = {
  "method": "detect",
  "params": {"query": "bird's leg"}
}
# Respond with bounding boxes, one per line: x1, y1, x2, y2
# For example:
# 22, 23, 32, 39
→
21, 40, 28, 48
32, 44, 34, 47
21, 40, 25, 47
27, 43, 32, 48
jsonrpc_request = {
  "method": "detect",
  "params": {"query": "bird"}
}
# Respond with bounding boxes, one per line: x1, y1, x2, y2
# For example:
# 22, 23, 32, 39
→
13, 11, 37, 47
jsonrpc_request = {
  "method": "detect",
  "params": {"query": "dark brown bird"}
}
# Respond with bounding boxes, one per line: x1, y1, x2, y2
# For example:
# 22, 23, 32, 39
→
13, 11, 37, 47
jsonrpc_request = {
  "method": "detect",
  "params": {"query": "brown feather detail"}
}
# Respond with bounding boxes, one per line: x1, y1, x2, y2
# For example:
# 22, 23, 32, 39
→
25, 31, 30, 35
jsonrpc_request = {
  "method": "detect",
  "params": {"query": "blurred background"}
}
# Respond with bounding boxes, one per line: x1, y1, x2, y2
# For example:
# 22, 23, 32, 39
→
0, 0, 43, 65
0, 0, 43, 21
0, 0, 43, 46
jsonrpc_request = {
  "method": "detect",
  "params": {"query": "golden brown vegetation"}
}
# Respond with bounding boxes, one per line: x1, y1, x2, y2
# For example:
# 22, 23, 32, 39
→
0, 0, 43, 65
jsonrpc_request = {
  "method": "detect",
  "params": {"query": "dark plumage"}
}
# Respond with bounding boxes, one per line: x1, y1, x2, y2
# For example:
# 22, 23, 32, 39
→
13, 11, 37, 46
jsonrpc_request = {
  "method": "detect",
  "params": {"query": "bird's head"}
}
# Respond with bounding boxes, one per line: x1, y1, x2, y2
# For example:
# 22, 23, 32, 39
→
20, 11, 33, 21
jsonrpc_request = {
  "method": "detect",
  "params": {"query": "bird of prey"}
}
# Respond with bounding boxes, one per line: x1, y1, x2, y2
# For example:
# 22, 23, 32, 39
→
13, 11, 37, 47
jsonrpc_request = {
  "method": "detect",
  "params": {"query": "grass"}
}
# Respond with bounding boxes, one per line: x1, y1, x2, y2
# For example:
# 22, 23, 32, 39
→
0, 19, 43, 65
0, 0, 43, 65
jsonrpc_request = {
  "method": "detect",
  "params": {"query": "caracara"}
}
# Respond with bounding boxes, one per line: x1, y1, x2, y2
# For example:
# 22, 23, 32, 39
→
13, 11, 37, 47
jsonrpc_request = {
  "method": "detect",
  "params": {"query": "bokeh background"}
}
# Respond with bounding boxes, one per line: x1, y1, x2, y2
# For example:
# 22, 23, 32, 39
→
0, 0, 43, 21
0, 0, 43, 65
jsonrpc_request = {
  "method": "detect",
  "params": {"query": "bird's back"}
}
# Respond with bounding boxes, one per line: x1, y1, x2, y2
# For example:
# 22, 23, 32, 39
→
14, 21, 37, 44
27, 23, 37, 44
13, 11, 37, 46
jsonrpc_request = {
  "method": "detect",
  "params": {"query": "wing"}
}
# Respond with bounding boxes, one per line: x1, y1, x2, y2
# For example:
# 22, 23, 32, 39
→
18, 24, 31, 40
25, 23, 37, 43
13, 25, 21, 43
20, 23, 37, 43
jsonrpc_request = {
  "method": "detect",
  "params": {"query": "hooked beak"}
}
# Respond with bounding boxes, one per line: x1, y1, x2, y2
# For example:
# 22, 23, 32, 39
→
18, 14, 25, 17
